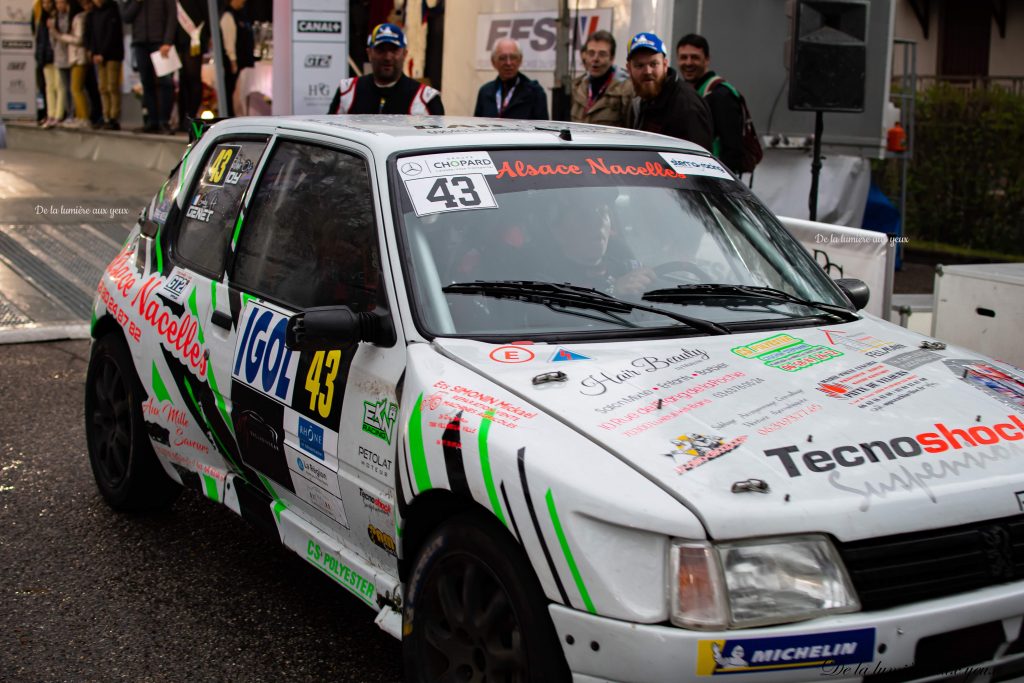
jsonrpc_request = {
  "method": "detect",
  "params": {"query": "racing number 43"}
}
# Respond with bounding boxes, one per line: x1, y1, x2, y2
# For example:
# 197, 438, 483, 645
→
306, 350, 341, 418
426, 176, 482, 208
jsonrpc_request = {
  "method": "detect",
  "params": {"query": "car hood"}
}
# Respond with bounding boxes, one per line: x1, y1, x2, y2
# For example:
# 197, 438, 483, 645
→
433, 318, 1024, 541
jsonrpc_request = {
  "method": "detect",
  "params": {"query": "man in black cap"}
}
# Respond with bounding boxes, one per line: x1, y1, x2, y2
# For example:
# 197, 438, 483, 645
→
624, 31, 712, 150
328, 23, 444, 115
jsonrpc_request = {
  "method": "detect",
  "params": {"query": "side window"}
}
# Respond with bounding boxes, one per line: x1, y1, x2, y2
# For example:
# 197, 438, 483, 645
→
231, 140, 382, 312
175, 139, 268, 277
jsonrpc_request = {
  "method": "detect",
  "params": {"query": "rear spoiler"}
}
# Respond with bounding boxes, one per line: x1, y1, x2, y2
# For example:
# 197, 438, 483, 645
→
187, 117, 229, 144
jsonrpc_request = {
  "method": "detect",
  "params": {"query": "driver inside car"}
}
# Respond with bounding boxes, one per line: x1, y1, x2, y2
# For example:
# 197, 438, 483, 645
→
545, 202, 655, 299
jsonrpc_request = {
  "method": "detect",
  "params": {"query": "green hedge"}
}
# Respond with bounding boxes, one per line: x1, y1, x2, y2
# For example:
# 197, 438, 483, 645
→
877, 83, 1024, 256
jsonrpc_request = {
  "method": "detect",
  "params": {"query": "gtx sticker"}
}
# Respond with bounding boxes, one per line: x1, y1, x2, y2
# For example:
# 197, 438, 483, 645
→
696, 628, 874, 675
160, 268, 193, 305
363, 397, 398, 444
233, 303, 299, 404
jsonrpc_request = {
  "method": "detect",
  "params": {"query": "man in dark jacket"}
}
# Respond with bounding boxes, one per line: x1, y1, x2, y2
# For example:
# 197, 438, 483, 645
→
327, 23, 443, 115
85, 0, 123, 129
175, 0, 209, 130
473, 38, 548, 120
677, 34, 744, 173
624, 32, 712, 150
119, 0, 175, 133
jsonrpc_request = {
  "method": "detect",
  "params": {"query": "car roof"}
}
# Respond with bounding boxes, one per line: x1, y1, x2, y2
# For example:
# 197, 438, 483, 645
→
203, 115, 709, 157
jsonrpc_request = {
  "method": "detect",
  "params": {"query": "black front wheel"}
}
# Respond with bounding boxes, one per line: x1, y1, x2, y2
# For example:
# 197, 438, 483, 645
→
84, 332, 180, 511
403, 513, 571, 683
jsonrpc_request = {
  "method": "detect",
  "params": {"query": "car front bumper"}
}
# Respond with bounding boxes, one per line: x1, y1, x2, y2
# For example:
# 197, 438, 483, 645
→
550, 580, 1024, 683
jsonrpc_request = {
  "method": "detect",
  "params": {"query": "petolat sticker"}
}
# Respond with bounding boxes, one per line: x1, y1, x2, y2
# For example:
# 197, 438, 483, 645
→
696, 628, 875, 675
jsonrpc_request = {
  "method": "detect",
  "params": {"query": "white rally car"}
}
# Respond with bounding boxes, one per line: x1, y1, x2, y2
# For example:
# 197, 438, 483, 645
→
86, 116, 1024, 682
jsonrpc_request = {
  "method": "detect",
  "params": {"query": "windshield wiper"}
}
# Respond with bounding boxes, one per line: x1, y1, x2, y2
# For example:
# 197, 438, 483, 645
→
443, 280, 730, 335
642, 284, 860, 322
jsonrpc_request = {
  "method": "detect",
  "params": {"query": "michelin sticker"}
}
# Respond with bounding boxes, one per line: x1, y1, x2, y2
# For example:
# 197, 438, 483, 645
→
659, 153, 733, 180
696, 628, 875, 675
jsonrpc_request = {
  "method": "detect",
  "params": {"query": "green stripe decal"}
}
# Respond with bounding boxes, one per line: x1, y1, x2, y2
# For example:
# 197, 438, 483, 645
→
231, 211, 244, 249
90, 307, 97, 335
210, 280, 218, 312
478, 410, 506, 526
545, 489, 596, 614
154, 226, 164, 273
408, 393, 432, 493
202, 474, 219, 502
183, 376, 244, 478
258, 474, 286, 522
152, 363, 173, 403
187, 287, 205, 345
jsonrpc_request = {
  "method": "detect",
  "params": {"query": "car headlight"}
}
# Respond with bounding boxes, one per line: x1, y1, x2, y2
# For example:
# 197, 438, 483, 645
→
669, 535, 859, 630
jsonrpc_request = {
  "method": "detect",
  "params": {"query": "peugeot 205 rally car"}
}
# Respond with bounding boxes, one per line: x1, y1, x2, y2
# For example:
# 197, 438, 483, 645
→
86, 116, 1024, 682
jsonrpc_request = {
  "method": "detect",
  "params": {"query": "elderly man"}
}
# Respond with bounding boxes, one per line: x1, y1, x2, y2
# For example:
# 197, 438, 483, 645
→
625, 31, 712, 150
571, 30, 632, 127
474, 38, 549, 120
328, 23, 444, 115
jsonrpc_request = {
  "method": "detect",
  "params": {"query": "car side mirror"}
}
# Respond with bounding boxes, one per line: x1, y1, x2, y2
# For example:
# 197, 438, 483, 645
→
834, 278, 870, 311
286, 305, 396, 351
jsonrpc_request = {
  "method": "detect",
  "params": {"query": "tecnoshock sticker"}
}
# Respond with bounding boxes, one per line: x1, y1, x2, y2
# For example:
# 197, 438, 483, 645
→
696, 629, 875, 675
658, 153, 733, 180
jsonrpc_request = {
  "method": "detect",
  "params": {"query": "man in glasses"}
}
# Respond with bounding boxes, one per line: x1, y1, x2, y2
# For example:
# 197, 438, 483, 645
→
571, 30, 633, 127
473, 38, 549, 120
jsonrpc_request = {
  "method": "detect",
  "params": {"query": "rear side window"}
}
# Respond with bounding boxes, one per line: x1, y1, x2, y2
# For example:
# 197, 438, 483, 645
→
230, 140, 382, 312
175, 139, 268, 277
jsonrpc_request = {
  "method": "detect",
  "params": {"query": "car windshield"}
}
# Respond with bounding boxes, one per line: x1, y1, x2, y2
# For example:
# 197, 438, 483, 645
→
392, 147, 852, 339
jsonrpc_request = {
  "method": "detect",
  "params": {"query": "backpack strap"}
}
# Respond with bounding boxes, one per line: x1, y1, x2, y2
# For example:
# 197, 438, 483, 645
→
698, 75, 724, 98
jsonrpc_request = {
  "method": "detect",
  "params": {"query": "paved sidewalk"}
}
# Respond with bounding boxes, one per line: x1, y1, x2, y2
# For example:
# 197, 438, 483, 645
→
0, 148, 168, 343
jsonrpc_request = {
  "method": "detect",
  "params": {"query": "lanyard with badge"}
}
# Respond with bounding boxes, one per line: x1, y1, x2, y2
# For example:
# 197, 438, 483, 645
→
585, 71, 614, 113
496, 77, 518, 116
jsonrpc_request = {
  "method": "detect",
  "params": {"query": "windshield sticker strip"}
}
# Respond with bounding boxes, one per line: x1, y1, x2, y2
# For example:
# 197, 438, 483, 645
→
397, 151, 498, 180
408, 394, 433, 493
478, 410, 507, 527
517, 448, 570, 606
658, 153, 733, 180
545, 489, 596, 615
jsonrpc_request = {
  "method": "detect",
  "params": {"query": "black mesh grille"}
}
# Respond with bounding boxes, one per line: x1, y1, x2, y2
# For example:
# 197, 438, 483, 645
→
837, 514, 1024, 611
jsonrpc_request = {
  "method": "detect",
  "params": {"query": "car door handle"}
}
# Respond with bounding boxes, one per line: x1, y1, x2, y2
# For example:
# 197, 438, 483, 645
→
212, 310, 233, 330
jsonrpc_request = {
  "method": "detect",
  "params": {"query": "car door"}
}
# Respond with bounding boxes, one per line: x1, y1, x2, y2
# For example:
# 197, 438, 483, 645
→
221, 135, 406, 567
148, 135, 270, 501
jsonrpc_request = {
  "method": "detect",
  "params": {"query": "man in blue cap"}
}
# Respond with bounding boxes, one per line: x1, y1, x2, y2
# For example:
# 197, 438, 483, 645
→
328, 23, 444, 115
625, 31, 712, 150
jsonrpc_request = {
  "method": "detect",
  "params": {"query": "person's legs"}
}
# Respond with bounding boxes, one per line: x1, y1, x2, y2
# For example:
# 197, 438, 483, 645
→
57, 67, 70, 120
85, 61, 103, 126
43, 64, 60, 123
71, 64, 89, 123
133, 42, 159, 131
101, 60, 122, 126
176, 45, 202, 130
157, 72, 174, 130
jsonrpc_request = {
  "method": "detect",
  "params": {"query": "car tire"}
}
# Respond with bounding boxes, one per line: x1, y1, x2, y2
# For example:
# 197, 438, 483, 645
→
402, 511, 571, 682
85, 332, 181, 511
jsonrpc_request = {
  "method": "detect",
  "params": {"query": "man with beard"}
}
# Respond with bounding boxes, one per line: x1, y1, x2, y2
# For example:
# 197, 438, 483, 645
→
328, 23, 444, 115
624, 32, 712, 150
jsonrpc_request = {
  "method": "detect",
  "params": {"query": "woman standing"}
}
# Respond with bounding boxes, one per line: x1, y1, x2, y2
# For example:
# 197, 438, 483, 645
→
35, 0, 60, 127
51, 0, 90, 127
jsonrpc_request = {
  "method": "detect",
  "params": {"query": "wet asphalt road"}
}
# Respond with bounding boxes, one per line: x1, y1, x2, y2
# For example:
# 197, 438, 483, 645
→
0, 340, 403, 683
